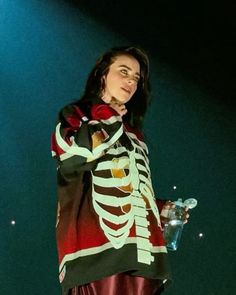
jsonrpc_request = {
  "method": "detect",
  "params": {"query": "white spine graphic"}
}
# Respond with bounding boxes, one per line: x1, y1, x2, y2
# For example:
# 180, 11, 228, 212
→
92, 137, 161, 265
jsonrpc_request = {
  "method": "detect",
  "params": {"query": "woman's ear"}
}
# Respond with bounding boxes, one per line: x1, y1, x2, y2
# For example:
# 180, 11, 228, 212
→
100, 75, 106, 93
100, 76, 110, 103
101, 75, 106, 85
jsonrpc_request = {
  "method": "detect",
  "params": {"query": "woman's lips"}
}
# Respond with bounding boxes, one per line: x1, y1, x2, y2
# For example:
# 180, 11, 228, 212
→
121, 87, 131, 94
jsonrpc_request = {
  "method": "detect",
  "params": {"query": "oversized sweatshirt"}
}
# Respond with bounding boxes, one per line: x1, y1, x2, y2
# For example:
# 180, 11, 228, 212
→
51, 102, 171, 295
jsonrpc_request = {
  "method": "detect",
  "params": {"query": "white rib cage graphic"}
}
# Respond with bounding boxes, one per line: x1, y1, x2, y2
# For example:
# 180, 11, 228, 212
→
92, 136, 161, 265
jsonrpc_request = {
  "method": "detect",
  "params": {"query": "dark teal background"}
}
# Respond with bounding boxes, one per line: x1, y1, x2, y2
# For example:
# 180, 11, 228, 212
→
1, 0, 235, 294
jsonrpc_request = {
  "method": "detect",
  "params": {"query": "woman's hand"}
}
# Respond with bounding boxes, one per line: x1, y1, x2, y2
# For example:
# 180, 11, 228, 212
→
160, 201, 190, 225
109, 98, 128, 117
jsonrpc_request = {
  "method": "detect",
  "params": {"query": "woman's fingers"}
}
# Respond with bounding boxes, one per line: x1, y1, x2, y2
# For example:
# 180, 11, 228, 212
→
109, 100, 127, 116
183, 211, 190, 224
160, 201, 175, 220
160, 201, 190, 225
163, 201, 175, 210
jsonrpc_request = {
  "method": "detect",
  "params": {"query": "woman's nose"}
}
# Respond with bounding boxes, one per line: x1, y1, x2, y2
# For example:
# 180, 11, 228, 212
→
127, 77, 135, 84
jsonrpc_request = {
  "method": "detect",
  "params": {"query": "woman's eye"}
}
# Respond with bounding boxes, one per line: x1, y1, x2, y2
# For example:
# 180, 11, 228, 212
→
120, 69, 128, 75
120, 69, 140, 82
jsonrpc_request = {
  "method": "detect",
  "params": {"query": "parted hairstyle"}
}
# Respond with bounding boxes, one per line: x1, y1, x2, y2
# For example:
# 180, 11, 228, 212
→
77, 46, 151, 130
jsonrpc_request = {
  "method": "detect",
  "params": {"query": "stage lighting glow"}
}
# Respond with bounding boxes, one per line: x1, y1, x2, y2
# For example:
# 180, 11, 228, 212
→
10, 220, 16, 225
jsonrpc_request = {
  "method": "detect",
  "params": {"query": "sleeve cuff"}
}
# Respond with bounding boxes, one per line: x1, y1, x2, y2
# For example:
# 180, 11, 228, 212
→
155, 199, 167, 213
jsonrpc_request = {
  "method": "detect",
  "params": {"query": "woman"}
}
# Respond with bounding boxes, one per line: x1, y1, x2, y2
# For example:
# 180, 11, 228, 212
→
51, 46, 187, 295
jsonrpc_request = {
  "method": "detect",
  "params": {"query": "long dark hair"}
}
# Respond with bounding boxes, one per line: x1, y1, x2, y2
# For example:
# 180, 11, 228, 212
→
77, 46, 150, 130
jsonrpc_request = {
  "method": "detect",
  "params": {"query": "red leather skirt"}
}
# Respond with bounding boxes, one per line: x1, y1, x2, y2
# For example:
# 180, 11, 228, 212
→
69, 272, 163, 295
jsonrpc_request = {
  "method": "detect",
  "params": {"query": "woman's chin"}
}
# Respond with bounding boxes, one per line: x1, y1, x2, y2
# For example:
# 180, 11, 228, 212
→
113, 96, 130, 104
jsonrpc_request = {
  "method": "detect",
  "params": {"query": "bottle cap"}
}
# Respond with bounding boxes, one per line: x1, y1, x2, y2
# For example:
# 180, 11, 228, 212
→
184, 198, 198, 209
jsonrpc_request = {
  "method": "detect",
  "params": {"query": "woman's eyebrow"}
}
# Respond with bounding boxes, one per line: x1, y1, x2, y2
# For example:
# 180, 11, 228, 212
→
118, 65, 140, 77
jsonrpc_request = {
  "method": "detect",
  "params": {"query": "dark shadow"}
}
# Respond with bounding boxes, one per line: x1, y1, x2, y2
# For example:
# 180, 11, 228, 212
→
66, 0, 235, 105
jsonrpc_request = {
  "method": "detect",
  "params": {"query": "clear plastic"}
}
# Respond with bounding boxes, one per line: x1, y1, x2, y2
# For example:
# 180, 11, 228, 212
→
163, 198, 198, 251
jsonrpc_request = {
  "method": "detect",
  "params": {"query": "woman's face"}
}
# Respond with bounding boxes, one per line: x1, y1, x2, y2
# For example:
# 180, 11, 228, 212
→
101, 54, 140, 104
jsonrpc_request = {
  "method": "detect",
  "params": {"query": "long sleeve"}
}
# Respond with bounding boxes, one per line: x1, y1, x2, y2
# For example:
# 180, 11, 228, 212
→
51, 103, 125, 179
155, 199, 167, 213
